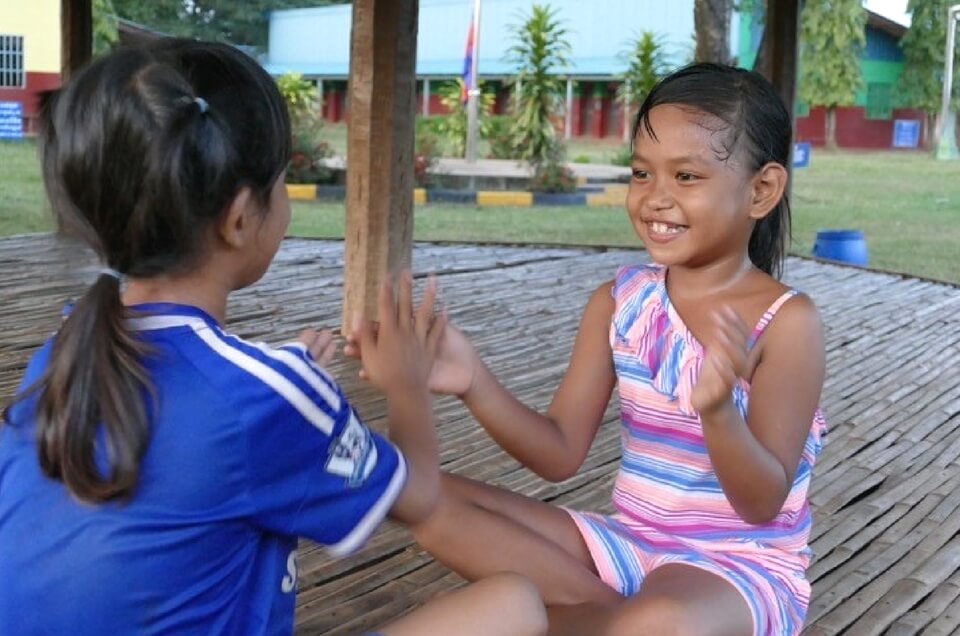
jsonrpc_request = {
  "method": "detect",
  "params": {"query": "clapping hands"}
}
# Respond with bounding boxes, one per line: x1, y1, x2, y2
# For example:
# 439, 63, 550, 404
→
691, 306, 750, 416
345, 274, 481, 398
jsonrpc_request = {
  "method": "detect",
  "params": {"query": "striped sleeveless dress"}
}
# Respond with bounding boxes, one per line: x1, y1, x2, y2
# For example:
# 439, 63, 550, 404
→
567, 264, 827, 636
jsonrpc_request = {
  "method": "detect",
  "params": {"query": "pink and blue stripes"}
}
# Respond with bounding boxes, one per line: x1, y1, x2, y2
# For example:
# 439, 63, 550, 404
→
566, 263, 826, 635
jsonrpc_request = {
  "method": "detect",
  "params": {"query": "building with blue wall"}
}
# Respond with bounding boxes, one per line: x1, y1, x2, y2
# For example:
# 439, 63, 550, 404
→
264, 0, 734, 138
739, 7, 927, 149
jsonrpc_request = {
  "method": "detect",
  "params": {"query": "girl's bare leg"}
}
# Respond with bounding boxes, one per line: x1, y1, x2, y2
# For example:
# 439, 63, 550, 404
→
411, 473, 622, 606
545, 563, 753, 636
379, 573, 548, 636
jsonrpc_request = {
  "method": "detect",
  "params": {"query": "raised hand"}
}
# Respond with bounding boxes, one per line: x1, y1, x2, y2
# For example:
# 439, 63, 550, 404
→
297, 328, 336, 367
352, 271, 446, 393
345, 277, 480, 397
425, 322, 480, 397
691, 306, 750, 416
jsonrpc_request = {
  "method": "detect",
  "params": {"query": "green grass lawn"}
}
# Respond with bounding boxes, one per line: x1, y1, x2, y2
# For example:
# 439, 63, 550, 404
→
3, 139, 957, 283
0, 141, 54, 236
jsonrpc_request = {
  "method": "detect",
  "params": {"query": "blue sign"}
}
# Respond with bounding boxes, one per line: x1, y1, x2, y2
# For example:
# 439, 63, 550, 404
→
0, 102, 23, 140
793, 141, 811, 168
892, 119, 921, 148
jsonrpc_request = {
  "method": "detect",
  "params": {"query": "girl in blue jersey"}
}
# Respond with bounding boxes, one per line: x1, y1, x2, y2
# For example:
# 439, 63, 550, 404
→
0, 39, 545, 636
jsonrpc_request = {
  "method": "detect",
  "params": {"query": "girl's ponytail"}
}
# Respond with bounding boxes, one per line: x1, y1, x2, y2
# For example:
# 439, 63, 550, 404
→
36, 274, 151, 502
5, 39, 291, 503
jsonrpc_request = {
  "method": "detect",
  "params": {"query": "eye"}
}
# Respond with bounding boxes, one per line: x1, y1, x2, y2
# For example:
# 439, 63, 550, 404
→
631, 169, 649, 180
677, 172, 699, 182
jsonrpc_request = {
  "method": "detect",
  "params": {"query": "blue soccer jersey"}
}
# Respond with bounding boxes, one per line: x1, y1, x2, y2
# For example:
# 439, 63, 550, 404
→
0, 303, 406, 635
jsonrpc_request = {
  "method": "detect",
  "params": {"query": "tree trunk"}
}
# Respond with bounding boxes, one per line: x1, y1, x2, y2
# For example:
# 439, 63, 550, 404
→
694, 0, 733, 64
826, 107, 837, 150
62, 0, 93, 82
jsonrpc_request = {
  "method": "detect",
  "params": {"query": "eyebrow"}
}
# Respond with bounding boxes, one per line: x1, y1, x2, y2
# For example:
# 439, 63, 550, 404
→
631, 153, 710, 166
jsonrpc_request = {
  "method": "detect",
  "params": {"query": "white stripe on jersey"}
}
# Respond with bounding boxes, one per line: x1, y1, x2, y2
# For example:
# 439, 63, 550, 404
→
128, 315, 207, 331
128, 315, 336, 435
247, 340, 341, 411
327, 448, 408, 557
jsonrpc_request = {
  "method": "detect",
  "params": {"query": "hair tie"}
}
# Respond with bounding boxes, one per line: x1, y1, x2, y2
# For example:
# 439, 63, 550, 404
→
99, 267, 123, 281
194, 97, 209, 114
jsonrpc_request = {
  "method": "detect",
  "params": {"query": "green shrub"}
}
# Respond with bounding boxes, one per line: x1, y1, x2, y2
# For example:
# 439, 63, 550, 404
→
610, 145, 633, 167
530, 158, 577, 193
414, 127, 441, 187
416, 116, 446, 140
436, 79, 496, 157
506, 4, 571, 163
277, 73, 334, 184
483, 115, 518, 159
288, 135, 333, 184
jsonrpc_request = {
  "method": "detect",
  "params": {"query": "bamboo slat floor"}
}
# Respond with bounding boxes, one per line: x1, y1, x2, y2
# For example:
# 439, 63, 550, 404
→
1, 234, 958, 635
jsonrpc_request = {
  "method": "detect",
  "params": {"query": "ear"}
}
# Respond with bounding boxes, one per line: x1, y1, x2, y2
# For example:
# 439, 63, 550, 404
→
748, 162, 788, 220
217, 187, 256, 249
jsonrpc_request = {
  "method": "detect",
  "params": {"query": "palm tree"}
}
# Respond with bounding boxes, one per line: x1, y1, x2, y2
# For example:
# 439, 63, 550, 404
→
505, 4, 571, 163
617, 31, 669, 140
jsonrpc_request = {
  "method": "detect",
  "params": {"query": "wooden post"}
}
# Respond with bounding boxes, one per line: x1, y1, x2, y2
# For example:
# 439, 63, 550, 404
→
759, 0, 800, 124
61, 0, 93, 82
343, 0, 419, 328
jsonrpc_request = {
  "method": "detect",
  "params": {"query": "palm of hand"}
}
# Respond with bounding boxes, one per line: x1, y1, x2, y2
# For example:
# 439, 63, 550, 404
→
691, 307, 749, 415
428, 324, 478, 396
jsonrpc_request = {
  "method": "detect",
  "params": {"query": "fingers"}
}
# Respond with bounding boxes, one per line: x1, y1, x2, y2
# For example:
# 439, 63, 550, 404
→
354, 315, 377, 365
397, 270, 413, 331
344, 321, 379, 359
378, 278, 396, 333
707, 306, 749, 374
316, 333, 336, 367
708, 350, 738, 386
716, 306, 749, 342
426, 309, 447, 358
298, 328, 319, 349
415, 275, 439, 342
298, 328, 334, 361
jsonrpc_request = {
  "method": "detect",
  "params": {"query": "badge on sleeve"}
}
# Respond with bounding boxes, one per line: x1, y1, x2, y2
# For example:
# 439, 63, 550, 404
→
325, 411, 378, 487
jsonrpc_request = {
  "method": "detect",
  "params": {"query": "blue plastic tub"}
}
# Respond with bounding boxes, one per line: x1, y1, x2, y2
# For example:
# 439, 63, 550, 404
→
811, 229, 868, 266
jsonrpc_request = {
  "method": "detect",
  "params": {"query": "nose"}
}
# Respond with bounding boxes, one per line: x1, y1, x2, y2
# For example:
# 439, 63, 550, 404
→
644, 177, 673, 211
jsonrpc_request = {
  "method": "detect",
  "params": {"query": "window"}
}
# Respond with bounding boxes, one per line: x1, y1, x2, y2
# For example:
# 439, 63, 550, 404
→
0, 35, 24, 88
865, 83, 893, 120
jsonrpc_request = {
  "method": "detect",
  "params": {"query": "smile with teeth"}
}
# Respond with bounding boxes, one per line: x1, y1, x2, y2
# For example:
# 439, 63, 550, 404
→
647, 221, 687, 235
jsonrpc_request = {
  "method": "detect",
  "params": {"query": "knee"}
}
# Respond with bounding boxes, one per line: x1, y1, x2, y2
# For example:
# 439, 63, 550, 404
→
607, 595, 701, 636
481, 573, 548, 636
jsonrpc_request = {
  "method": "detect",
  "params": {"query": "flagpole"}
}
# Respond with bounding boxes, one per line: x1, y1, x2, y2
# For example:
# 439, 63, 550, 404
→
465, 0, 482, 163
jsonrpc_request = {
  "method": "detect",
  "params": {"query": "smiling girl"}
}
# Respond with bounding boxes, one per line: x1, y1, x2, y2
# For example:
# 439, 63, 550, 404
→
355, 63, 828, 636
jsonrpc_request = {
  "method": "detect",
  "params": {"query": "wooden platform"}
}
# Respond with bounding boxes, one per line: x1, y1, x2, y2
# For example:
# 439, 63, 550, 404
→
1, 234, 958, 635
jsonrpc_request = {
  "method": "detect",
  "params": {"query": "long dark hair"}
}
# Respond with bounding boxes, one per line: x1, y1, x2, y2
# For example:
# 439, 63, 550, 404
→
633, 63, 792, 278
10, 39, 291, 502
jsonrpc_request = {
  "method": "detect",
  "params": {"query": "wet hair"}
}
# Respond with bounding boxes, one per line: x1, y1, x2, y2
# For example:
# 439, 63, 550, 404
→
633, 63, 792, 278
9, 39, 291, 502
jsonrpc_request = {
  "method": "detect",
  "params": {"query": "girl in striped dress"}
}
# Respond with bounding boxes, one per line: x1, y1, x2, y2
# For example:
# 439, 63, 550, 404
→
356, 64, 827, 635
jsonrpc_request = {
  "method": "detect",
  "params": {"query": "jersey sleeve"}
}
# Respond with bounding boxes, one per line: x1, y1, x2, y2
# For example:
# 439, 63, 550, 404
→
239, 340, 407, 556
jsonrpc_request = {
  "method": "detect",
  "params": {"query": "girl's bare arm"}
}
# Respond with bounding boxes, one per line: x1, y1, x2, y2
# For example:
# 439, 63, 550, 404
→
459, 281, 618, 481
699, 294, 825, 524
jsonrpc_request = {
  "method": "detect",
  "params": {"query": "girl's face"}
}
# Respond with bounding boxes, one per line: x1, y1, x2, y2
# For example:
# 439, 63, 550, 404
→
626, 104, 757, 270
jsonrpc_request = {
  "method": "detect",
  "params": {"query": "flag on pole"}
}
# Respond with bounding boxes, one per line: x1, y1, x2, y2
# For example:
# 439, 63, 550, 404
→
461, 17, 476, 104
